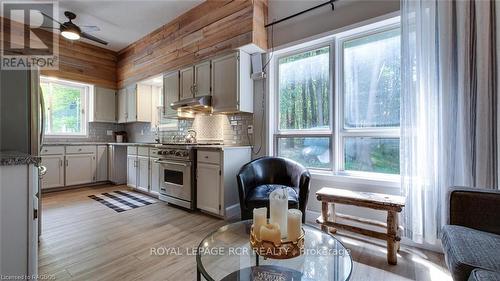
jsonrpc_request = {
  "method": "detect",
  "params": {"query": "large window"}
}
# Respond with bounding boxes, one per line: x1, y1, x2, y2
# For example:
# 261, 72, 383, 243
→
40, 78, 89, 137
275, 46, 332, 169
273, 19, 400, 177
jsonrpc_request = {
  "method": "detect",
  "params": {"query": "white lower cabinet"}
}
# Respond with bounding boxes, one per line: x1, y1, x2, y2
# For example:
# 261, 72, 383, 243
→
150, 158, 160, 194
196, 147, 251, 218
127, 155, 138, 188
137, 156, 149, 192
96, 145, 108, 182
41, 155, 64, 189
197, 162, 221, 215
65, 154, 96, 186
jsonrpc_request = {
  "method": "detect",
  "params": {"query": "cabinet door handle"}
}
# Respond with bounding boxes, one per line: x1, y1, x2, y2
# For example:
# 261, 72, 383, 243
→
65, 159, 68, 167
59, 159, 63, 167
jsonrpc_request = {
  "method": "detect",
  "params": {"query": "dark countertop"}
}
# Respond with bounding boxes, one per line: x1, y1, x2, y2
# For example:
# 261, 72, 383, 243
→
0, 151, 40, 166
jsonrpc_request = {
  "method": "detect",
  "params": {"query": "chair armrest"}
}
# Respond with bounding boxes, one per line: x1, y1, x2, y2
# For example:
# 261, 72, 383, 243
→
448, 187, 500, 235
297, 170, 311, 223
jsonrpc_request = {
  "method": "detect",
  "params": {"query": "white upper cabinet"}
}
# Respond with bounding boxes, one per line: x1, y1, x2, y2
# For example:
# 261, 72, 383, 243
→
136, 84, 152, 122
117, 84, 152, 123
211, 51, 253, 113
126, 85, 138, 122
180, 67, 194, 100
194, 61, 211, 97
163, 71, 179, 118
89, 86, 116, 123
117, 89, 127, 123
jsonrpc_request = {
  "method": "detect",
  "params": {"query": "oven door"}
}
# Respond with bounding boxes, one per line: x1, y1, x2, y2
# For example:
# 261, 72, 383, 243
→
157, 159, 192, 202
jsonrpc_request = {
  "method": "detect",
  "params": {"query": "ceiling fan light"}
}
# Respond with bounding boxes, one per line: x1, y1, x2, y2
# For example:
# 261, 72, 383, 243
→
61, 30, 80, 40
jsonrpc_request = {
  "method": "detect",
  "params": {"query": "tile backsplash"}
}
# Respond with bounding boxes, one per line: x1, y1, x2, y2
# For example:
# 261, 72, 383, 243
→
43, 114, 253, 145
125, 113, 254, 146
44, 122, 125, 143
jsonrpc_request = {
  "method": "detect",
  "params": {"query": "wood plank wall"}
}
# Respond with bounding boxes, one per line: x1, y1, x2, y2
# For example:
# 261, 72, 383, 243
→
116, 0, 267, 88
1, 17, 118, 89
1, 0, 267, 90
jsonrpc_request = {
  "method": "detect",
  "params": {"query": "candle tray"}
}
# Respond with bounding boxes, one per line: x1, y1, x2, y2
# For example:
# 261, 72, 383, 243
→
249, 225, 305, 259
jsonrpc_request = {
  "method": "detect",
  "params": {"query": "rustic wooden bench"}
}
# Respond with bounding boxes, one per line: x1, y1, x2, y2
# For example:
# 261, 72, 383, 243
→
315, 187, 406, 265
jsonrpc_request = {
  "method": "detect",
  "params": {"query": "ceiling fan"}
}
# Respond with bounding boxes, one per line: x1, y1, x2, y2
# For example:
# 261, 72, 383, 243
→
41, 11, 108, 45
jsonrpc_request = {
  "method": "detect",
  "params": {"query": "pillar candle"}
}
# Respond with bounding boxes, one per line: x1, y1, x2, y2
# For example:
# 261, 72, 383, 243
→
269, 188, 288, 238
287, 209, 302, 241
260, 223, 281, 245
253, 207, 267, 240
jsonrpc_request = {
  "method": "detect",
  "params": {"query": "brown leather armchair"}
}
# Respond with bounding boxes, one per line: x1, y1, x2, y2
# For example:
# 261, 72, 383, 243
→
236, 157, 311, 223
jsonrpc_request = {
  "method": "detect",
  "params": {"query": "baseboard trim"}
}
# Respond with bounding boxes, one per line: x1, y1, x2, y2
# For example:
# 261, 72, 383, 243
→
41, 181, 111, 193
225, 203, 241, 220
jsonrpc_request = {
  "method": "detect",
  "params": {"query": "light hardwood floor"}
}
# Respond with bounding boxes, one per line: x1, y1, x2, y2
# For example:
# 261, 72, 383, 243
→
39, 184, 451, 281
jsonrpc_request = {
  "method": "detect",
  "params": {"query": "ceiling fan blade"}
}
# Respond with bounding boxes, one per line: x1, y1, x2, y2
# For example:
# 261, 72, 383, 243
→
81, 32, 108, 45
80, 25, 100, 32
40, 12, 64, 25
38, 26, 60, 31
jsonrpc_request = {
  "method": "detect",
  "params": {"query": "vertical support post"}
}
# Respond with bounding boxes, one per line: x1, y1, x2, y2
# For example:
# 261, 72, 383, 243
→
329, 203, 337, 234
321, 201, 329, 232
395, 212, 401, 252
387, 210, 398, 265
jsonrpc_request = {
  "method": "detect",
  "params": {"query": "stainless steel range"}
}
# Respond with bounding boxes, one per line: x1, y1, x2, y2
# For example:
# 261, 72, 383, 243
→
156, 145, 196, 209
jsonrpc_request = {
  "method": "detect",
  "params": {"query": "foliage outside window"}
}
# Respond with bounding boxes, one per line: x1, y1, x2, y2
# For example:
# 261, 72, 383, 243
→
276, 46, 332, 170
274, 22, 401, 176
40, 78, 88, 136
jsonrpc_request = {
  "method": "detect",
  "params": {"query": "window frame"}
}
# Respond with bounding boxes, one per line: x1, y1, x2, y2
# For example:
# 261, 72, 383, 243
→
335, 22, 401, 177
273, 41, 335, 171
271, 17, 401, 180
40, 77, 90, 138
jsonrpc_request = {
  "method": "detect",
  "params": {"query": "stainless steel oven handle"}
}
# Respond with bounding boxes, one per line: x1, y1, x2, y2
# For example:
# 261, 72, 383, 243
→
155, 160, 190, 167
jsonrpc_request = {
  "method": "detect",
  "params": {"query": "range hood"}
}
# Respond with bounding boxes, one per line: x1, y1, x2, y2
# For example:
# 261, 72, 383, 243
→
170, 95, 212, 112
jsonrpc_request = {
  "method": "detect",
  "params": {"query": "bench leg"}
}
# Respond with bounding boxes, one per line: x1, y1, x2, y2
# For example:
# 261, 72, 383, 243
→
329, 203, 337, 234
321, 201, 329, 232
387, 210, 398, 265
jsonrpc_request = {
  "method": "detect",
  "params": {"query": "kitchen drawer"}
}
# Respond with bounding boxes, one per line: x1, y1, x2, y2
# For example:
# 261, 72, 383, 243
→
197, 150, 220, 165
41, 146, 64, 155
138, 146, 149, 156
127, 146, 137, 155
150, 148, 159, 158
66, 145, 96, 155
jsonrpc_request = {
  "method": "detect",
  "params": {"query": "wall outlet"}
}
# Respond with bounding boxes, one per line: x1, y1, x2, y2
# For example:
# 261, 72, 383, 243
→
247, 125, 253, 134
141, 129, 144, 135
230, 120, 238, 126
106, 130, 113, 136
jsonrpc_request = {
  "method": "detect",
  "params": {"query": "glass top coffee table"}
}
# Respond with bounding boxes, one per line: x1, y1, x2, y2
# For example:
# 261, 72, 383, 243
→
196, 220, 352, 281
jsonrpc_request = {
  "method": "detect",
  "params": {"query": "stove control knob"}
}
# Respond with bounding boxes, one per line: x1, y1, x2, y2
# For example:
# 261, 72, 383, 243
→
182, 151, 189, 157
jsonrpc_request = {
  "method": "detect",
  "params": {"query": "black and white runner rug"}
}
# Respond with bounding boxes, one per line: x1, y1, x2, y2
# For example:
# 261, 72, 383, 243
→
89, 190, 157, 213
